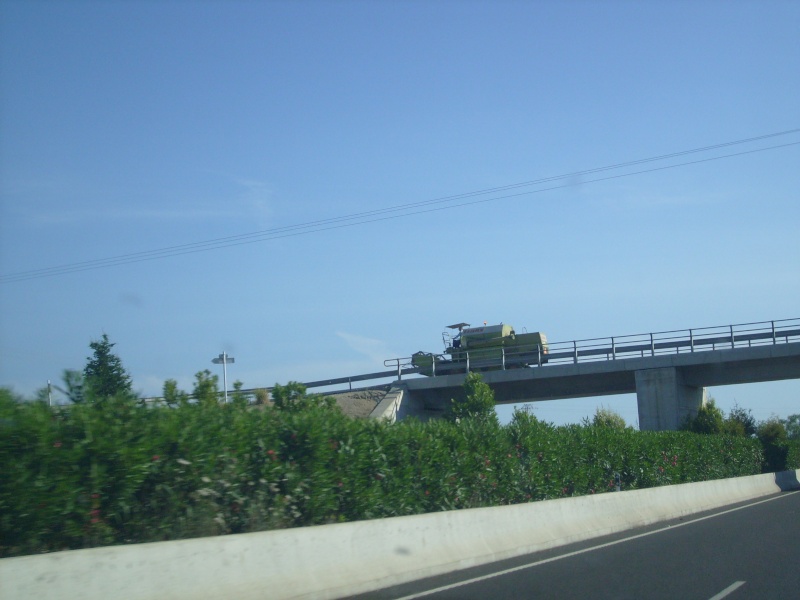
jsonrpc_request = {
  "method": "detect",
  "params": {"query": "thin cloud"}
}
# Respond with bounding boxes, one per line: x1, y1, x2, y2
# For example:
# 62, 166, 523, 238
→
336, 331, 397, 366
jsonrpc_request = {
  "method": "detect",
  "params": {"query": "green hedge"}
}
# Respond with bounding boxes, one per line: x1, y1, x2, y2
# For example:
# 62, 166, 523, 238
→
0, 393, 764, 558
785, 439, 800, 470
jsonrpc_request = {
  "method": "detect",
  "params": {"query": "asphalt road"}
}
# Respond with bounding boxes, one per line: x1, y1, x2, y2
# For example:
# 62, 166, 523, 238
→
350, 490, 800, 600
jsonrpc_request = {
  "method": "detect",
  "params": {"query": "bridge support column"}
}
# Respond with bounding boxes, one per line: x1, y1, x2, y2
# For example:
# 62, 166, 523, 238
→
635, 368, 707, 431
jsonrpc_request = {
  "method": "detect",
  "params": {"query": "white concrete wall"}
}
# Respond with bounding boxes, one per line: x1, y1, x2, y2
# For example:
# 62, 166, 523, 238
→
368, 386, 404, 422
2, 470, 797, 600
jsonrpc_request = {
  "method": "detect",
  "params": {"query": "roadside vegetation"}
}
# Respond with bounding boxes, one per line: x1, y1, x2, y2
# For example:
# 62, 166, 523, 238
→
0, 336, 796, 558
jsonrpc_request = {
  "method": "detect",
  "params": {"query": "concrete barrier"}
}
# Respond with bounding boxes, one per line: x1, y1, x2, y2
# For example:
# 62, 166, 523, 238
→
368, 386, 404, 422
2, 470, 798, 600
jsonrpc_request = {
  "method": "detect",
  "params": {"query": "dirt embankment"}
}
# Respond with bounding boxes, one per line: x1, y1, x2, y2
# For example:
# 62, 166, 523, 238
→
326, 386, 390, 418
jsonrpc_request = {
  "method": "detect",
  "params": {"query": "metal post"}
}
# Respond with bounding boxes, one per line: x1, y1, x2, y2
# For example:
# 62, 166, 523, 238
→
689, 329, 694, 352
730, 325, 735, 349
573, 341, 578, 364
432, 356, 436, 378
772, 321, 776, 345
611, 337, 616, 360
502, 347, 506, 370
397, 360, 402, 381
650, 333, 655, 356
466, 352, 470, 373
222, 352, 228, 404
537, 345, 542, 367
212, 352, 235, 404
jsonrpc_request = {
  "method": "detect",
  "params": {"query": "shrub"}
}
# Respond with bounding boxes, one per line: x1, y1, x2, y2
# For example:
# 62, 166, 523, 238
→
0, 384, 765, 558
591, 406, 627, 429
449, 372, 498, 424
757, 417, 789, 473
725, 403, 757, 437
681, 398, 724, 434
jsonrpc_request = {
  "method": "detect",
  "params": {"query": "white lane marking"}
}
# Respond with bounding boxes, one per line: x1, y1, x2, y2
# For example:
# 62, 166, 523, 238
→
391, 491, 796, 599
708, 580, 745, 600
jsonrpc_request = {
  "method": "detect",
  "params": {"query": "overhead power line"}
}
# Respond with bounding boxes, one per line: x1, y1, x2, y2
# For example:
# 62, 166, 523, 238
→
2, 128, 799, 283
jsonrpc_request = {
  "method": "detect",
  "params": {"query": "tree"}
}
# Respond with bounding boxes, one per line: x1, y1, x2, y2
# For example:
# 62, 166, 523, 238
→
55, 369, 86, 404
724, 403, 757, 437
784, 414, 800, 440
271, 381, 335, 412
592, 406, 627, 429
449, 372, 498, 424
757, 417, 789, 472
192, 370, 220, 405
83, 334, 132, 399
757, 417, 787, 446
162, 379, 189, 407
680, 398, 724, 434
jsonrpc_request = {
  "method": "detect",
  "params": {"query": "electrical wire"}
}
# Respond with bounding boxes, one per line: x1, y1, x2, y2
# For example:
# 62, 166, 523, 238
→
2, 129, 799, 283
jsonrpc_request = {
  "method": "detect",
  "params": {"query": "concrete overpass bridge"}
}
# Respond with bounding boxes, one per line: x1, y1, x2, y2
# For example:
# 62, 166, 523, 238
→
379, 318, 800, 430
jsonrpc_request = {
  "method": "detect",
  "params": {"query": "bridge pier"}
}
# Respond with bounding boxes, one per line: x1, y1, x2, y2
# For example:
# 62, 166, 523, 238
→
635, 368, 707, 431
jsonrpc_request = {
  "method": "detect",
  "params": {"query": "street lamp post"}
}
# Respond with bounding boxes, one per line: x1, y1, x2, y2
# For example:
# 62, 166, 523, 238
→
211, 352, 235, 403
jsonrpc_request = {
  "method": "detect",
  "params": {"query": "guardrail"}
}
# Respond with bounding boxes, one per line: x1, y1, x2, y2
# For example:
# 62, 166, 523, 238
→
141, 318, 799, 403
383, 318, 800, 378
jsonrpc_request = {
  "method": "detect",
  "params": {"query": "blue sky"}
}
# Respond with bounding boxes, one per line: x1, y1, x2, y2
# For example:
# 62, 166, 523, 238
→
1, 1, 798, 426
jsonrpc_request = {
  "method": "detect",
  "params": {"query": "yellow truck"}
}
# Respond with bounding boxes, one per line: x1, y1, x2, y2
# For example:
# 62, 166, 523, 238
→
412, 322, 548, 376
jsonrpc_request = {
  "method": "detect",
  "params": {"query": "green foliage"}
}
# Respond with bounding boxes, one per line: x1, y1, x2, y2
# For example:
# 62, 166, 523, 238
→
59, 369, 86, 404
254, 388, 270, 405
681, 398, 724, 434
449, 372, 498, 424
192, 370, 220, 405
230, 381, 249, 407
757, 417, 787, 444
0, 382, 765, 558
725, 403, 757, 437
757, 417, 789, 472
591, 406, 627, 429
784, 414, 800, 440
162, 379, 189, 407
84, 334, 132, 400
786, 440, 800, 469
0, 387, 25, 404
271, 382, 335, 412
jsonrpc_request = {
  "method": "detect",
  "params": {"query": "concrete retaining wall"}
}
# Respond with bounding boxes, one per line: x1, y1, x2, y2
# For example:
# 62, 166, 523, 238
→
368, 386, 404, 422
3, 470, 798, 600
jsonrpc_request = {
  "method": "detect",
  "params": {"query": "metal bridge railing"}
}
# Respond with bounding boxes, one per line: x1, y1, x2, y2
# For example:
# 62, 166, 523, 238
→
383, 317, 800, 378
143, 319, 800, 402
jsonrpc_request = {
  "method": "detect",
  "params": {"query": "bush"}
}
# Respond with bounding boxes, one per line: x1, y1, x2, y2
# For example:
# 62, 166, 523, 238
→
757, 417, 789, 472
591, 407, 627, 429
449, 372, 498, 424
0, 384, 765, 558
786, 440, 800, 470
681, 398, 724, 434
726, 403, 757, 437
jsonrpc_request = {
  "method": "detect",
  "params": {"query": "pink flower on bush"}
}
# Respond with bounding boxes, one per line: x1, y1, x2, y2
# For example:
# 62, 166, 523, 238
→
151, 455, 160, 462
